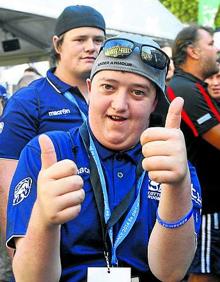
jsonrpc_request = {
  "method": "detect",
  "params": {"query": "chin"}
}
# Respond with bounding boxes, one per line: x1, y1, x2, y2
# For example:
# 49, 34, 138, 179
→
105, 140, 135, 151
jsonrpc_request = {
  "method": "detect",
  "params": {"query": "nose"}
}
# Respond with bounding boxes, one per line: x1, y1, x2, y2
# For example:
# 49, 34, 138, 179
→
111, 90, 128, 112
84, 38, 96, 52
212, 77, 219, 85
215, 45, 220, 54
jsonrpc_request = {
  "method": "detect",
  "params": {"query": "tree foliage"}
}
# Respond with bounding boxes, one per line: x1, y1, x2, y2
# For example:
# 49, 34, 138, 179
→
215, 6, 220, 28
160, 0, 220, 28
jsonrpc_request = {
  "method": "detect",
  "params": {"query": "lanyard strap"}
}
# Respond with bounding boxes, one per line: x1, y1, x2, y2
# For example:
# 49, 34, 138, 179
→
64, 91, 87, 121
79, 122, 145, 266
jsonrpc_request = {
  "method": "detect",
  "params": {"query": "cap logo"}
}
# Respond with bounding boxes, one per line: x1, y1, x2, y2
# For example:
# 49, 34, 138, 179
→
98, 61, 132, 67
105, 46, 132, 57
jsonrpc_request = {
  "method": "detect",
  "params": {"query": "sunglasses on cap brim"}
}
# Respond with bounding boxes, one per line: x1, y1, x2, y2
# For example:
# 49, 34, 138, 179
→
101, 38, 170, 71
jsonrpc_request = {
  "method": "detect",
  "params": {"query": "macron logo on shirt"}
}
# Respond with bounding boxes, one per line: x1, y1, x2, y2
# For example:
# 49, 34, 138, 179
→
48, 108, 71, 116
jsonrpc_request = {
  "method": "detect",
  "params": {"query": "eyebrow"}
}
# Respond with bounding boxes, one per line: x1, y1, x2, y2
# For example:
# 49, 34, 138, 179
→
73, 35, 105, 39
97, 77, 118, 83
98, 77, 154, 89
131, 82, 153, 89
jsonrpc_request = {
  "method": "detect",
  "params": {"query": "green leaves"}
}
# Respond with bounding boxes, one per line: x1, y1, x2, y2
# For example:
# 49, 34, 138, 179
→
160, 0, 220, 28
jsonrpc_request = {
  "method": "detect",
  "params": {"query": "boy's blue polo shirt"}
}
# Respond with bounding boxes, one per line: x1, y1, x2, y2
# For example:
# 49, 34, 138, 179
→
7, 126, 202, 282
0, 68, 88, 160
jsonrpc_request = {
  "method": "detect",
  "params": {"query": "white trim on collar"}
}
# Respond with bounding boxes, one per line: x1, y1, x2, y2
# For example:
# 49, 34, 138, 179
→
46, 76, 62, 94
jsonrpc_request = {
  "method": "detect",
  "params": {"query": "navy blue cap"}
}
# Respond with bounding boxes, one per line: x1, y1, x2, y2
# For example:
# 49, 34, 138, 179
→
55, 5, 106, 36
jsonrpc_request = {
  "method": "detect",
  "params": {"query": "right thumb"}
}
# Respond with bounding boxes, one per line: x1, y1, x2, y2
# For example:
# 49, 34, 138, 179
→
39, 134, 57, 169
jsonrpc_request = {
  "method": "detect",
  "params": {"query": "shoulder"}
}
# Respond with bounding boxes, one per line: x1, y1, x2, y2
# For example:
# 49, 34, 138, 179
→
167, 74, 200, 97
26, 129, 81, 161
9, 77, 45, 103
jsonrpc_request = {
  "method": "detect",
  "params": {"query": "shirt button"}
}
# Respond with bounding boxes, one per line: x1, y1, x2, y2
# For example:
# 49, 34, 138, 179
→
117, 172, 124, 178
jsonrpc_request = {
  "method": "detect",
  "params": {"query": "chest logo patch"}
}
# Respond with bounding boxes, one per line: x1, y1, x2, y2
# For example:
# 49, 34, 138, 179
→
148, 179, 161, 201
13, 177, 32, 205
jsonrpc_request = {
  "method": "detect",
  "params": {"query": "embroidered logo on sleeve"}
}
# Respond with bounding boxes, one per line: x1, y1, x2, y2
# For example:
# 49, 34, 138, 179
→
197, 113, 211, 125
13, 177, 32, 205
0, 122, 4, 133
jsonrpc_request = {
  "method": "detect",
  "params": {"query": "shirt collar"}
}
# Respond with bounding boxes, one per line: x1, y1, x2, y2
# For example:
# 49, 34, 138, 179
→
175, 69, 208, 88
87, 124, 142, 166
46, 67, 82, 95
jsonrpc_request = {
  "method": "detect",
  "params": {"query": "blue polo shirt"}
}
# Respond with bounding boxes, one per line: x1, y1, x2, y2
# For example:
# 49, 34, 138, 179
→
7, 125, 202, 281
0, 68, 88, 160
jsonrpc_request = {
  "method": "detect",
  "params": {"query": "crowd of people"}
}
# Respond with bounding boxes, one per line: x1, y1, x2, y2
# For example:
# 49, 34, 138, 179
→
0, 4, 219, 282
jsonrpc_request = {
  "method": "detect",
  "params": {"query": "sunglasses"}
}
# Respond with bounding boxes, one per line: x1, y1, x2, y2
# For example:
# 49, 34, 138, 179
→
101, 38, 170, 70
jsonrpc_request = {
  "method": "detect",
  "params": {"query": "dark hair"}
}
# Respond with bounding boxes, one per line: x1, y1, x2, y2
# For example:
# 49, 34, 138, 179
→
172, 25, 214, 68
24, 66, 41, 76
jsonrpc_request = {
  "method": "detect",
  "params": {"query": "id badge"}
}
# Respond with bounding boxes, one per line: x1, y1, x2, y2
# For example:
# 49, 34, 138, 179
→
87, 267, 131, 282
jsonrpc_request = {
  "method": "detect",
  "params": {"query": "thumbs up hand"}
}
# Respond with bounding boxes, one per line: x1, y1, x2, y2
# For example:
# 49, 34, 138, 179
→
36, 134, 85, 226
141, 97, 188, 185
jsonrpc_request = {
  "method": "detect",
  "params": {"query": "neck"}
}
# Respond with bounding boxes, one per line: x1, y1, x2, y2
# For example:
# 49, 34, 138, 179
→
180, 62, 204, 81
54, 67, 88, 102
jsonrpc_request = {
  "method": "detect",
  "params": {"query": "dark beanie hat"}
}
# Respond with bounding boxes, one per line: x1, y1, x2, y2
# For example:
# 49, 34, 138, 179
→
54, 5, 106, 36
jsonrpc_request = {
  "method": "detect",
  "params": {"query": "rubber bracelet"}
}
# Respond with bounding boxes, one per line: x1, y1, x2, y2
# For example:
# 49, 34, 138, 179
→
156, 206, 194, 229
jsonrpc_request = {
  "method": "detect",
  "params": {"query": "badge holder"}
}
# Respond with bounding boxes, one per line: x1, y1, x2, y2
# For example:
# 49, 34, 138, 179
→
87, 251, 132, 282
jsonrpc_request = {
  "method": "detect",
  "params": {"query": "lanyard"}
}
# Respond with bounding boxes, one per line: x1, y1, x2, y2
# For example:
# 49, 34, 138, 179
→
64, 91, 87, 122
79, 122, 145, 266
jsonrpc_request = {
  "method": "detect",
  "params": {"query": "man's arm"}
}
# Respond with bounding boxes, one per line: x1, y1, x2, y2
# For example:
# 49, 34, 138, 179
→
202, 123, 220, 149
13, 203, 62, 282
12, 135, 85, 282
0, 159, 18, 241
147, 173, 195, 282
141, 97, 196, 282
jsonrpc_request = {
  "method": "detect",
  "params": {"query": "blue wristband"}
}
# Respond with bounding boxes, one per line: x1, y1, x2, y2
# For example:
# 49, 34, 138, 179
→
156, 206, 194, 229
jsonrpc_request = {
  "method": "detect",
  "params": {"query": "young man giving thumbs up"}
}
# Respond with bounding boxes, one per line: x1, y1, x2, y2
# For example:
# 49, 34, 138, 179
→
6, 34, 201, 282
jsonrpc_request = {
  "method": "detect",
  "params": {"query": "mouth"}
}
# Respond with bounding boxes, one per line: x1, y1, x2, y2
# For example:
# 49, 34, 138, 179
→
108, 115, 127, 121
213, 89, 220, 93
82, 56, 96, 62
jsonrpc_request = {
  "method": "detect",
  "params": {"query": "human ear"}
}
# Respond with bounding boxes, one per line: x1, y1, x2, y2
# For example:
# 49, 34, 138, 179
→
52, 36, 61, 54
86, 79, 92, 103
187, 44, 200, 59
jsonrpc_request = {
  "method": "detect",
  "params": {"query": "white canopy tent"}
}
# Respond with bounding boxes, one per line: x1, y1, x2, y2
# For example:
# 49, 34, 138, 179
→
0, 0, 184, 66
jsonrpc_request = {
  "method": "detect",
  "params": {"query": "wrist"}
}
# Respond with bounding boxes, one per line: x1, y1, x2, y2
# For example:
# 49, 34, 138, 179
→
156, 206, 193, 229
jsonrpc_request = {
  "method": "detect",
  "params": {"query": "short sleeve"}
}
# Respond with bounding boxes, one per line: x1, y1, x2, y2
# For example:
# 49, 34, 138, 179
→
6, 138, 41, 248
0, 89, 39, 160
